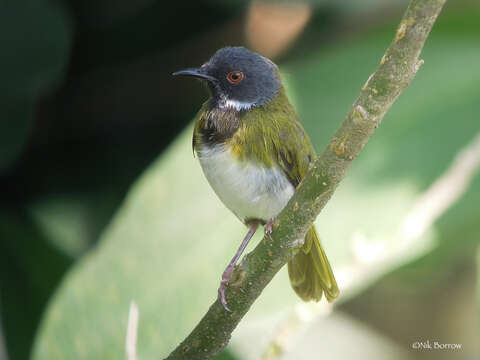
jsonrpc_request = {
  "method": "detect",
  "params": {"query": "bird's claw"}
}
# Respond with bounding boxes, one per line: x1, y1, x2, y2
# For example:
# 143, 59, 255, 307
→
264, 217, 275, 237
218, 279, 232, 312
218, 268, 233, 312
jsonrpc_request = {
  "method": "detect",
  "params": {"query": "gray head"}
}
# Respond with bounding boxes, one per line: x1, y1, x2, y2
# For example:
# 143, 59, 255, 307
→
173, 47, 281, 110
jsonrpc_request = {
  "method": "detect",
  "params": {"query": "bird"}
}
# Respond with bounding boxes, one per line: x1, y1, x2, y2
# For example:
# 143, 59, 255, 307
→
173, 46, 339, 311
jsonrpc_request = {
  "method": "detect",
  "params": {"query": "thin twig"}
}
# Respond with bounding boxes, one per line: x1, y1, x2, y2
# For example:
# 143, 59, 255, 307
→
165, 0, 447, 358
126, 301, 139, 360
402, 133, 480, 238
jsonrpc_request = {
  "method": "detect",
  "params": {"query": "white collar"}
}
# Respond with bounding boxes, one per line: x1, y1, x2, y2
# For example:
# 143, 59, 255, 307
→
219, 99, 254, 111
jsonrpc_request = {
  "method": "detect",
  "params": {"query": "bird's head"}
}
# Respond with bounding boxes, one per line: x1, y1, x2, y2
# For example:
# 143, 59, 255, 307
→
173, 46, 281, 111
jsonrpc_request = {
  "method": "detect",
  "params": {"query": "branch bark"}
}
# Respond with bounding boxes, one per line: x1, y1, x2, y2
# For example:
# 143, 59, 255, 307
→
166, 0, 446, 358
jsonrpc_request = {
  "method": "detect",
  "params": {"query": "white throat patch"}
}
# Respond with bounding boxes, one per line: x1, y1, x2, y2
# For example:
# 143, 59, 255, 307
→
219, 99, 254, 111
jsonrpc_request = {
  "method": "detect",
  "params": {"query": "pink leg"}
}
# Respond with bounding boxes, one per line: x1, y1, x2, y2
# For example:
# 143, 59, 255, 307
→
218, 223, 259, 311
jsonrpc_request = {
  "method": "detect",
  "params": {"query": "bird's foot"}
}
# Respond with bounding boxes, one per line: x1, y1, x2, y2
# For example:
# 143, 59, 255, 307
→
217, 223, 259, 312
217, 266, 233, 312
264, 217, 276, 237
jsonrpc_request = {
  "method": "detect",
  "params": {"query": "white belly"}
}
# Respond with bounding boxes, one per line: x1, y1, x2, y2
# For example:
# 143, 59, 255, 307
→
197, 144, 295, 223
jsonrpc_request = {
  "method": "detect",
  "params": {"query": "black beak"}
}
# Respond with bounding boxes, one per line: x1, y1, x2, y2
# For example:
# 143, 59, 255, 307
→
172, 67, 216, 82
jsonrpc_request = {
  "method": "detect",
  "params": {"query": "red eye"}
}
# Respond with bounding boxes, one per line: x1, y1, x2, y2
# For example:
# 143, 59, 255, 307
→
226, 70, 244, 84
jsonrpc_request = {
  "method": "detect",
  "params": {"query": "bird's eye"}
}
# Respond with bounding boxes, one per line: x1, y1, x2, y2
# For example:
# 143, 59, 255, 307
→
226, 70, 244, 84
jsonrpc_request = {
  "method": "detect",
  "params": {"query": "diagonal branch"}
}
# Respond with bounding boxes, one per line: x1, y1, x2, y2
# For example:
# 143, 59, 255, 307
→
165, 0, 446, 358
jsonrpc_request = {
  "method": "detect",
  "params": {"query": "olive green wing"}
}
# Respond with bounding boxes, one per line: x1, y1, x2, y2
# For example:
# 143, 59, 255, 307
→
263, 95, 316, 188
236, 89, 316, 187
272, 114, 316, 188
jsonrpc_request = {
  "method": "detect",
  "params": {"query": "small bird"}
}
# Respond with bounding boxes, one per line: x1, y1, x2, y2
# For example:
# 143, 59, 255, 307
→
173, 46, 339, 311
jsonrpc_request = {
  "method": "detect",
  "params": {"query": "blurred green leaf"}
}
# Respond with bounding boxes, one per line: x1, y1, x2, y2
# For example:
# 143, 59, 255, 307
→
0, 97, 34, 172
0, 211, 70, 360
0, 1, 71, 171
32, 8, 480, 360
28, 192, 124, 259
478, 245, 480, 325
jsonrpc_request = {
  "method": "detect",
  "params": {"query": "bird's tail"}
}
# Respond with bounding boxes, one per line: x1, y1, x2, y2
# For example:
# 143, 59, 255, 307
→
288, 226, 339, 302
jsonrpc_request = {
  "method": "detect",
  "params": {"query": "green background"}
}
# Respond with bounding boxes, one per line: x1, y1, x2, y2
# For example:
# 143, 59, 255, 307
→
1, 1, 479, 359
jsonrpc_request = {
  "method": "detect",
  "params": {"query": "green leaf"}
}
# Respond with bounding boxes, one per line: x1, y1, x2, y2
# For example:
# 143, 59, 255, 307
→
478, 246, 480, 324
0, 211, 70, 360
0, 1, 71, 171
0, 97, 34, 172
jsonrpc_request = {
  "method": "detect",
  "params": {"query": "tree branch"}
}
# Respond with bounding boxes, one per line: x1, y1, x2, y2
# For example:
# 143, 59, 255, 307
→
165, 0, 446, 358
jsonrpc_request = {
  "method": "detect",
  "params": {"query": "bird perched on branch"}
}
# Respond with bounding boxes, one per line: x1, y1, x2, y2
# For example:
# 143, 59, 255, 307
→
173, 46, 339, 311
